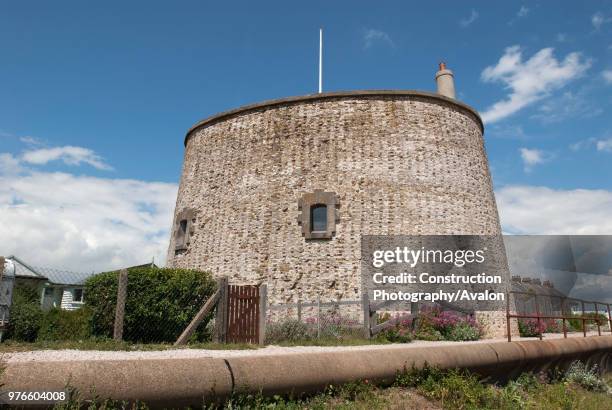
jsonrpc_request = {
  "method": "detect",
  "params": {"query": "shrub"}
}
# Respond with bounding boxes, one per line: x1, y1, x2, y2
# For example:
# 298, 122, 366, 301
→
518, 318, 546, 337
37, 307, 93, 341
7, 284, 43, 342
414, 328, 444, 341
265, 319, 311, 344
376, 313, 413, 343
543, 318, 564, 333
446, 322, 480, 341
85, 267, 217, 343
397, 366, 498, 408
380, 323, 413, 343
415, 306, 482, 341
564, 361, 611, 393
568, 313, 608, 332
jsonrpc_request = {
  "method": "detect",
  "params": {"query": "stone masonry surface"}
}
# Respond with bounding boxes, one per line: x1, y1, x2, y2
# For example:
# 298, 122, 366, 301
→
167, 92, 506, 310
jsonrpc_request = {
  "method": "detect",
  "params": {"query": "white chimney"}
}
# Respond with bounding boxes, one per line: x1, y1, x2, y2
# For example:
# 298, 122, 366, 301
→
435, 62, 456, 99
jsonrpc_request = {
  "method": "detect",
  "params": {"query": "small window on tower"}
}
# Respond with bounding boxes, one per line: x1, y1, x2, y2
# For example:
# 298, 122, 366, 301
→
174, 209, 196, 253
179, 219, 188, 236
175, 219, 188, 250
298, 190, 339, 239
311, 204, 327, 232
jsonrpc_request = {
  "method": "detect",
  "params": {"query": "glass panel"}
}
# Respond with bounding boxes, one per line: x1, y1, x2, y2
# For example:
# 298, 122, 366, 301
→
73, 288, 83, 302
311, 204, 327, 232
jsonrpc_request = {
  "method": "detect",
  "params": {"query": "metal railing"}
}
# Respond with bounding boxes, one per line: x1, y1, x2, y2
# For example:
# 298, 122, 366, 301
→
506, 290, 612, 342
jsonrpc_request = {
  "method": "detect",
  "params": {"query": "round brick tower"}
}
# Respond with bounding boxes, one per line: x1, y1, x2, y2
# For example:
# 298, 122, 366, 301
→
167, 88, 507, 310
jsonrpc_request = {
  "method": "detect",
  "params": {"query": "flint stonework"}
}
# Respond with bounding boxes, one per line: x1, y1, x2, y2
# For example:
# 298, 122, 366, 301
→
166, 91, 511, 336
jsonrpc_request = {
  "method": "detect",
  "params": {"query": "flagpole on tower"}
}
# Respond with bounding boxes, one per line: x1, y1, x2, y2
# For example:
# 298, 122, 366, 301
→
319, 28, 323, 94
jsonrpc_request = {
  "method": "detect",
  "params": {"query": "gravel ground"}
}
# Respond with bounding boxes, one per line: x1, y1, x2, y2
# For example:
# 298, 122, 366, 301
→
2, 332, 606, 363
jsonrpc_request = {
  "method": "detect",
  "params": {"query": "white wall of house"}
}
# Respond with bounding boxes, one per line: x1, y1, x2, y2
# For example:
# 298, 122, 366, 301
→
60, 287, 84, 311
41, 285, 84, 311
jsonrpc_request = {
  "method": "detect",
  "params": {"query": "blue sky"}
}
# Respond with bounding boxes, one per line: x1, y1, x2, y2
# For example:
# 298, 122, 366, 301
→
1, 1, 612, 271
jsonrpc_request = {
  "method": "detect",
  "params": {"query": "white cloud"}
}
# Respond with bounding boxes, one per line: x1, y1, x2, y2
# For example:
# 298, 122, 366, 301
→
519, 148, 549, 171
460, 9, 479, 27
592, 12, 612, 30
0, 142, 177, 272
496, 185, 612, 234
480, 46, 591, 123
21, 146, 112, 171
517, 6, 529, 18
363, 29, 394, 49
570, 137, 612, 152
596, 138, 612, 152
0, 170, 177, 272
602, 70, 612, 84
531, 89, 602, 123
569, 138, 596, 151
0, 153, 24, 175
19, 136, 44, 146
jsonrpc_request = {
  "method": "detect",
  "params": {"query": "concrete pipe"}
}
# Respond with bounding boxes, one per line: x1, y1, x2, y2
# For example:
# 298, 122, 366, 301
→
2, 337, 612, 408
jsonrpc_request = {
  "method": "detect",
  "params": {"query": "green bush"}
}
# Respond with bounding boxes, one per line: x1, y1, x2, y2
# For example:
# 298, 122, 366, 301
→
8, 301, 43, 342
395, 366, 498, 408
518, 318, 546, 337
414, 307, 482, 342
414, 328, 444, 341
564, 361, 611, 393
568, 313, 608, 332
265, 319, 312, 344
7, 284, 43, 342
84, 267, 217, 343
377, 314, 413, 343
380, 325, 413, 343
38, 307, 93, 341
446, 322, 480, 341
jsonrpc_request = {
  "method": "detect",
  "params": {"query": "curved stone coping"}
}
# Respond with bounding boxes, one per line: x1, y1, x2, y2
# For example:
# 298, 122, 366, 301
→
3, 336, 610, 407
184, 90, 485, 146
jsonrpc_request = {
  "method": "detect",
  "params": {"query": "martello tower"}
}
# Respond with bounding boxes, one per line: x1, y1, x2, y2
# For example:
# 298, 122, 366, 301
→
167, 64, 508, 321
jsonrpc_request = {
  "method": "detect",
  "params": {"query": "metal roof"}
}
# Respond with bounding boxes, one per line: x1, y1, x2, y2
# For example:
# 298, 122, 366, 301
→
6, 256, 93, 285
7, 256, 47, 279
32, 266, 94, 285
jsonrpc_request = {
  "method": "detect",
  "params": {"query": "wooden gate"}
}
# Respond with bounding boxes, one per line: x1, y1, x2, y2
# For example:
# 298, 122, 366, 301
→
227, 284, 260, 343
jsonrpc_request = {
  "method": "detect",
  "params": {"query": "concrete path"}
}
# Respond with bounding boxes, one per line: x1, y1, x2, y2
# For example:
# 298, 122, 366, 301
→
2, 331, 607, 363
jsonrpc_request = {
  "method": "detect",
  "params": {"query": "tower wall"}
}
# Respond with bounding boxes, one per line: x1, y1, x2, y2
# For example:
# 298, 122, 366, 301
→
167, 91, 503, 306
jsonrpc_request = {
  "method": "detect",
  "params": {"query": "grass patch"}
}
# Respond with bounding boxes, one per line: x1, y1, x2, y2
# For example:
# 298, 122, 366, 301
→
47, 361, 612, 409
0, 336, 391, 352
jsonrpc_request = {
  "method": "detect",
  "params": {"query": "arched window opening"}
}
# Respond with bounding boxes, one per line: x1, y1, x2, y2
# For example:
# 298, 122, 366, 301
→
311, 204, 327, 232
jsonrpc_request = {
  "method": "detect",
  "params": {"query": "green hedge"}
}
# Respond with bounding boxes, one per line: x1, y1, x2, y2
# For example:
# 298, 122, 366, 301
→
7, 284, 43, 342
38, 307, 93, 341
84, 267, 217, 343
